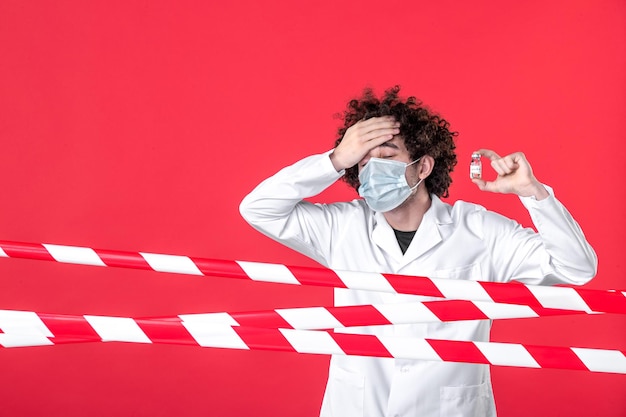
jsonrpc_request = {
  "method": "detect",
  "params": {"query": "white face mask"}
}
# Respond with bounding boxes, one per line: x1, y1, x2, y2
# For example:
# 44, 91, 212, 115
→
357, 157, 423, 212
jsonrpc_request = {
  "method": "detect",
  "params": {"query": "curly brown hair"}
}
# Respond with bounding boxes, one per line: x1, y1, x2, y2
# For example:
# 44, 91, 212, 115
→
335, 86, 458, 198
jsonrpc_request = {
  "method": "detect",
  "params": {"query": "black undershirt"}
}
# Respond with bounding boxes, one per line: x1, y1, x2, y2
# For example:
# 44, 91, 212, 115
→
393, 229, 417, 254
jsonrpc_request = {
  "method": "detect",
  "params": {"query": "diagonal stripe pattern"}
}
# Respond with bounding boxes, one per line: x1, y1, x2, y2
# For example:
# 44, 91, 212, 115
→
0, 240, 624, 314
0, 309, 624, 374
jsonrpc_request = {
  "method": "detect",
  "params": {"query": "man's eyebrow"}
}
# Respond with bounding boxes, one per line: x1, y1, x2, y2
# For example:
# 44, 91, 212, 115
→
380, 141, 400, 149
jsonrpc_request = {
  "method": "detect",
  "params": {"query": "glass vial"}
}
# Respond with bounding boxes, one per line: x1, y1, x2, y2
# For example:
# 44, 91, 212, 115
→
470, 152, 482, 179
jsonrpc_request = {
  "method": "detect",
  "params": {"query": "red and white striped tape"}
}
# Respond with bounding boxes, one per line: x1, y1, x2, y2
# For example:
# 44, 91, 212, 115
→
4, 301, 590, 340
0, 240, 624, 314
151, 300, 595, 330
0, 310, 624, 374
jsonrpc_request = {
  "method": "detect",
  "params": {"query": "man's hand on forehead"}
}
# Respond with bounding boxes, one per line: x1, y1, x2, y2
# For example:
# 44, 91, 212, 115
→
330, 116, 400, 172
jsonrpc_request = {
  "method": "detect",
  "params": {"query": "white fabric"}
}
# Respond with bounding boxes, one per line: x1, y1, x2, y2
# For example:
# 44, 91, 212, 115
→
239, 152, 597, 417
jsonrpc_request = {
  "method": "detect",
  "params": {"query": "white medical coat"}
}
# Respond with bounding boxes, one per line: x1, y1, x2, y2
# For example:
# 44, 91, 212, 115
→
239, 152, 597, 417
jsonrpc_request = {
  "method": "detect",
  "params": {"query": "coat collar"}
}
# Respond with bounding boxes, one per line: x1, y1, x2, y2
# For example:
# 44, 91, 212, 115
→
371, 195, 453, 267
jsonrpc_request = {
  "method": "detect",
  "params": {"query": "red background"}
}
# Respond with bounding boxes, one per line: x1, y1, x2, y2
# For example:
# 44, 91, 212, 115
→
0, 1, 624, 416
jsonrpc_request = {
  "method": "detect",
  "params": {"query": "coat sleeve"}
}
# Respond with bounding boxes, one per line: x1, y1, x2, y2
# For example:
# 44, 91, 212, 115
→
483, 185, 597, 285
239, 152, 346, 264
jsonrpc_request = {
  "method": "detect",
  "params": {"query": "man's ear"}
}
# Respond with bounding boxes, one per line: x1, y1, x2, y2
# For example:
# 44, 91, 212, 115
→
418, 155, 435, 179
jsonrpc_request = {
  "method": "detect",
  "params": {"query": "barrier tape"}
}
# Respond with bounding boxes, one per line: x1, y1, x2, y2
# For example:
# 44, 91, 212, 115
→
0, 299, 595, 339
0, 310, 624, 374
150, 300, 595, 329
0, 240, 624, 314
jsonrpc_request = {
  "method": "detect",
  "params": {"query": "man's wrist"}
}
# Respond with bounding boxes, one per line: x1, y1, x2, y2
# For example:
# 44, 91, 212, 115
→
329, 150, 347, 172
522, 181, 550, 200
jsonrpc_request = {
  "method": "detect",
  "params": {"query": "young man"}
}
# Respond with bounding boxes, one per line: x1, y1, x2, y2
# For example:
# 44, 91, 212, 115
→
239, 86, 597, 417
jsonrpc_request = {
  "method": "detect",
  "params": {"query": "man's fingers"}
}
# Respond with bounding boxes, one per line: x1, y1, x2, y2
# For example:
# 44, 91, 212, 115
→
490, 158, 518, 175
365, 121, 400, 139
354, 117, 400, 144
471, 151, 534, 196
471, 178, 485, 190
363, 127, 400, 143
334, 116, 401, 170
478, 150, 520, 176
476, 149, 501, 161
359, 116, 399, 131
503, 157, 519, 173
353, 116, 397, 131
361, 115, 397, 124
471, 178, 497, 193
490, 159, 509, 176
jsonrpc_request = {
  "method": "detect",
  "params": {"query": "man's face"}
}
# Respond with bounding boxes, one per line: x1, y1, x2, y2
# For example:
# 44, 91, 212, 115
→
357, 135, 423, 190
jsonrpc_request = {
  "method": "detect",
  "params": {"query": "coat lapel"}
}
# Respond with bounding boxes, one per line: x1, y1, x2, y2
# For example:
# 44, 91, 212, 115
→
372, 196, 453, 270
372, 211, 404, 262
